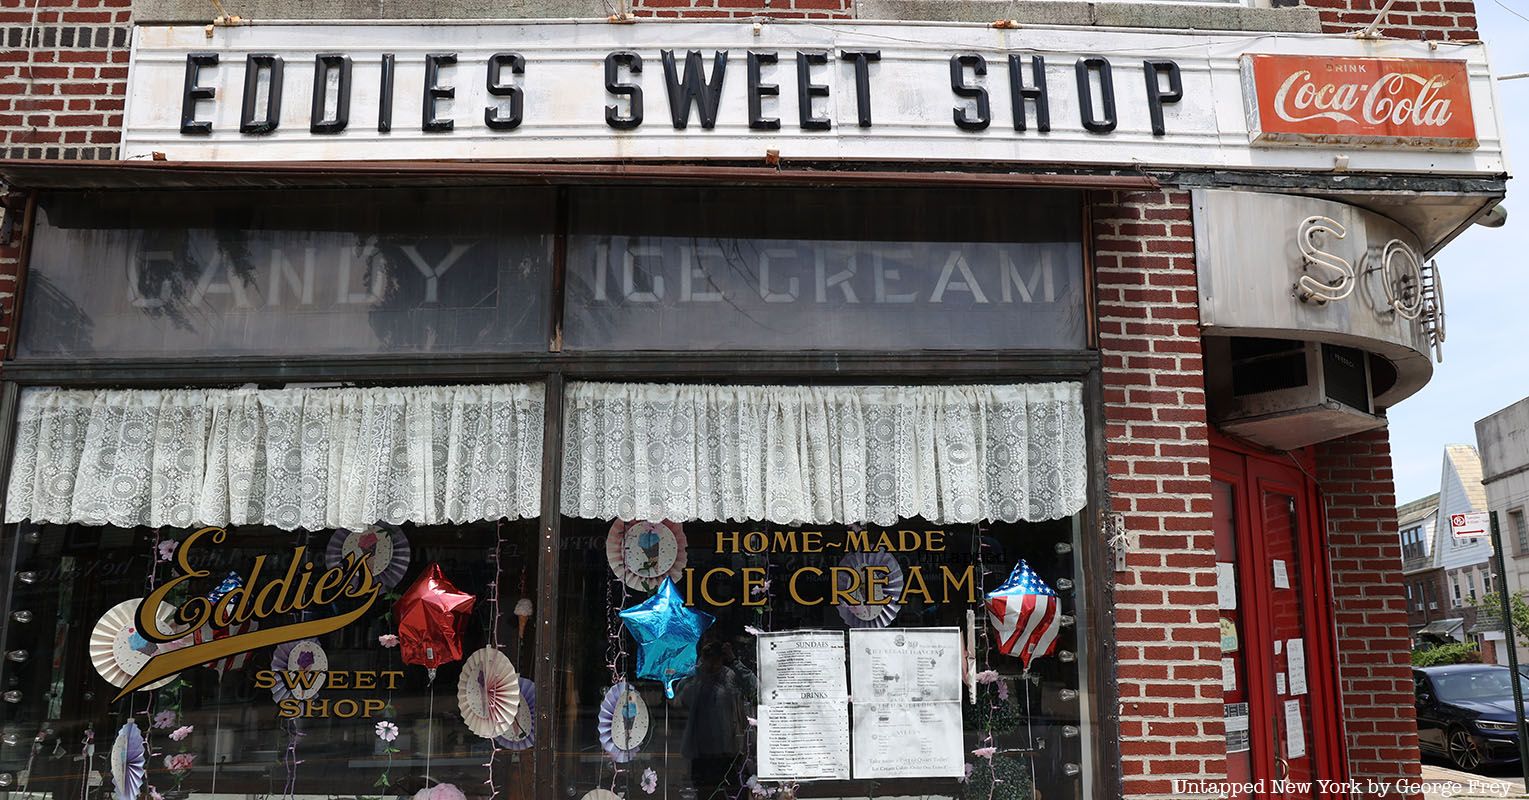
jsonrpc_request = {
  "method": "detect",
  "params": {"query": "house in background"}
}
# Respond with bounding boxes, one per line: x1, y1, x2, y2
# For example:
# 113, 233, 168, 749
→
1477, 397, 1529, 664
1397, 446, 1499, 658
1399, 493, 1447, 642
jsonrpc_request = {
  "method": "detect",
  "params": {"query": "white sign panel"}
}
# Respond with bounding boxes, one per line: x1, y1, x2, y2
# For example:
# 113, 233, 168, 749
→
848, 628, 964, 779
122, 22, 1504, 174
757, 631, 851, 780
1450, 511, 1489, 540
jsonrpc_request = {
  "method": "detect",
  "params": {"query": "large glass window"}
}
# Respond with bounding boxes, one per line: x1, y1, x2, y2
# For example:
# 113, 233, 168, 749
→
564, 187, 1085, 351
554, 516, 1088, 800
0, 521, 540, 800
19, 188, 556, 358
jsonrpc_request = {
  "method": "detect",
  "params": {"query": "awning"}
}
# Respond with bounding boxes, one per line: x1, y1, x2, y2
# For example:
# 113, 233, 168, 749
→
1416, 618, 1467, 640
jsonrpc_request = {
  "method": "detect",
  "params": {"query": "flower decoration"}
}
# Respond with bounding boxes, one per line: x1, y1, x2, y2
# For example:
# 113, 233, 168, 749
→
152, 711, 177, 729
974, 670, 1000, 685
971, 746, 996, 759
164, 753, 196, 773
149, 786, 164, 800
413, 783, 467, 800
156, 540, 176, 562
378, 634, 399, 648
375, 721, 399, 742
641, 768, 658, 795
169, 726, 193, 742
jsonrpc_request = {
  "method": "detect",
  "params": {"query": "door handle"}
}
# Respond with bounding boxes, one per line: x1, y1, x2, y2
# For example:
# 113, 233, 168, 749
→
1275, 755, 1290, 781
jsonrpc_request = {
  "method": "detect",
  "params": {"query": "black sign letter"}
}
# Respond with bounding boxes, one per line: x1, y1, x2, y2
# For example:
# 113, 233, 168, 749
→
378, 53, 395, 133
486, 52, 525, 131
840, 49, 879, 128
747, 51, 780, 131
661, 50, 727, 130
180, 53, 217, 135
1074, 56, 1116, 134
605, 51, 644, 130
238, 53, 284, 135
310, 53, 351, 134
423, 52, 457, 132
1143, 60, 1183, 137
950, 54, 989, 132
796, 50, 830, 131
1008, 54, 1049, 132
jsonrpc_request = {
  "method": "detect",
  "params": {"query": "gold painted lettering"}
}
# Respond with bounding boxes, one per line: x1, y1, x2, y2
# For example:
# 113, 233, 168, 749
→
741, 567, 767, 607
865, 565, 891, 605
700, 567, 735, 607
789, 566, 824, 605
926, 529, 946, 552
941, 565, 977, 603
899, 566, 933, 604
828, 566, 860, 606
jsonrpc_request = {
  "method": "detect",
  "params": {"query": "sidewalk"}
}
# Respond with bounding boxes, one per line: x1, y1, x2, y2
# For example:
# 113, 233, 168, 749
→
1420, 764, 1529, 799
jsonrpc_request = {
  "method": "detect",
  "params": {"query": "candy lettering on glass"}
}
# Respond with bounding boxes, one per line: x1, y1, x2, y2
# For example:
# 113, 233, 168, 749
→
1242, 54, 1476, 150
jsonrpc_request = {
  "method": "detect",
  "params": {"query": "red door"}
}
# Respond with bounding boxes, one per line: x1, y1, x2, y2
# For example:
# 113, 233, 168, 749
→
1213, 440, 1347, 797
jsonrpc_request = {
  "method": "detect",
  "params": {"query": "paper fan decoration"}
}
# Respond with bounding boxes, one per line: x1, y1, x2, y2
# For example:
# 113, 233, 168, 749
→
607, 520, 687, 592
582, 790, 622, 800
192, 618, 260, 676
109, 723, 145, 800
89, 599, 192, 691
835, 551, 905, 628
457, 647, 522, 739
597, 681, 650, 763
493, 678, 536, 751
327, 523, 411, 589
270, 639, 328, 702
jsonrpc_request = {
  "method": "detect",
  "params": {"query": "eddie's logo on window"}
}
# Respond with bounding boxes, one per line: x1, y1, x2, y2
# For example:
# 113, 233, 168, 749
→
119, 527, 382, 700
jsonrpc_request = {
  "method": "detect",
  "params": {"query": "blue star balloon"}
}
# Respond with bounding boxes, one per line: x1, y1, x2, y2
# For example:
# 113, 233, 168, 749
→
618, 578, 714, 698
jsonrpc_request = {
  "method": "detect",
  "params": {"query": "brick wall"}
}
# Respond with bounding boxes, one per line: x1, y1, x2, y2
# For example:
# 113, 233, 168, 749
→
0, 0, 132, 357
1094, 188, 1223, 797
1316, 427, 1423, 792
1303, 0, 1479, 41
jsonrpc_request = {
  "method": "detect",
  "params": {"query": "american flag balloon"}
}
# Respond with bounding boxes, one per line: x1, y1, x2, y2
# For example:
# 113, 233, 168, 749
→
192, 619, 260, 676
985, 560, 1061, 671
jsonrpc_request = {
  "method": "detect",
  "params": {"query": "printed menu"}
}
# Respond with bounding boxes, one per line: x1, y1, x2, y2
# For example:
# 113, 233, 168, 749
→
848, 628, 965, 778
756, 631, 851, 780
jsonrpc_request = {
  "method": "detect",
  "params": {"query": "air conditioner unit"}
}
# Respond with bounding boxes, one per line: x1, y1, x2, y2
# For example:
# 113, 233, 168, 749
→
1205, 337, 1388, 450
1429, 602, 1439, 610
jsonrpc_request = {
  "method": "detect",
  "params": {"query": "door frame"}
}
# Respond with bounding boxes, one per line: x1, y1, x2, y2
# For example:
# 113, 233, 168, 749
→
1212, 432, 1350, 795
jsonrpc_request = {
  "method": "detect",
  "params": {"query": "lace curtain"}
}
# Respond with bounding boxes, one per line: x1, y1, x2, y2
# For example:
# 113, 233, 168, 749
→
4, 384, 544, 531
561, 382, 1088, 525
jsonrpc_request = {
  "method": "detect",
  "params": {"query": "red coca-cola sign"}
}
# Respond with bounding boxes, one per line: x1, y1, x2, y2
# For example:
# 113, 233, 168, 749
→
1243, 54, 1477, 150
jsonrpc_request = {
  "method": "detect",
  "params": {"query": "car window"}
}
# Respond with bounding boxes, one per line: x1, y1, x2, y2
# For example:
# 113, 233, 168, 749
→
1432, 670, 1529, 702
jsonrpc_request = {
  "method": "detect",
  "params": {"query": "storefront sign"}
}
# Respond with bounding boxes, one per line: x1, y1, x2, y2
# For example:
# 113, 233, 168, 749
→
121, 23, 1504, 175
1242, 55, 1477, 149
683, 529, 977, 607
121, 527, 380, 699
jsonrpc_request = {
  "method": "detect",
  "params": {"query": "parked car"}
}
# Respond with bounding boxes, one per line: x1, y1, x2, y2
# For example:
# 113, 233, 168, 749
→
1414, 664, 1529, 771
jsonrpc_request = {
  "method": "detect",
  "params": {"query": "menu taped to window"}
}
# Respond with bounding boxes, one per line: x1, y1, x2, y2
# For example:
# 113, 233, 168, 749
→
756, 631, 851, 780
848, 628, 965, 778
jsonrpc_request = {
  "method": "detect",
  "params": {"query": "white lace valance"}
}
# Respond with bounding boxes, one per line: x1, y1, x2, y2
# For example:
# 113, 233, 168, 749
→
560, 382, 1088, 525
4, 384, 544, 531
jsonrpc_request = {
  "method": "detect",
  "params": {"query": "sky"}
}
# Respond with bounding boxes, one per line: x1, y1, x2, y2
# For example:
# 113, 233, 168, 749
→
1386, 0, 1529, 503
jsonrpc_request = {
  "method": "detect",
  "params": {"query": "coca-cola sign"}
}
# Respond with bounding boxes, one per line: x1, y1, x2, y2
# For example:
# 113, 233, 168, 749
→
1242, 54, 1477, 150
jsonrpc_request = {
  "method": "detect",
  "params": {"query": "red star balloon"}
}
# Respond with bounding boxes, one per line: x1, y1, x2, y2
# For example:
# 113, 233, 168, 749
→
395, 563, 477, 679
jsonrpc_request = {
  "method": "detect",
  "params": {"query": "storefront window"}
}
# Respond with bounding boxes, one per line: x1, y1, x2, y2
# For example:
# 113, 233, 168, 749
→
564, 187, 1085, 351
19, 188, 555, 358
554, 516, 1089, 800
0, 520, 540, 799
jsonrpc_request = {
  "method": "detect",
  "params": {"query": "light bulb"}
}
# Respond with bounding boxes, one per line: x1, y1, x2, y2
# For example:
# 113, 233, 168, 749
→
1, 733, 18, 746
0, 772, 14, 787
1060, 614, 1075, 627
2, 691, 21, 703
1054, 542, 1073, 555
1059, 689, 1078, 702
15, 572, 36, 585
1063, 725, 1079, 738
1063, 763, 1081, 777
1058, 650, 1076, 663
1055, 578, 1073, 592
5, 651, 26, 663
9, 611, 31, 624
